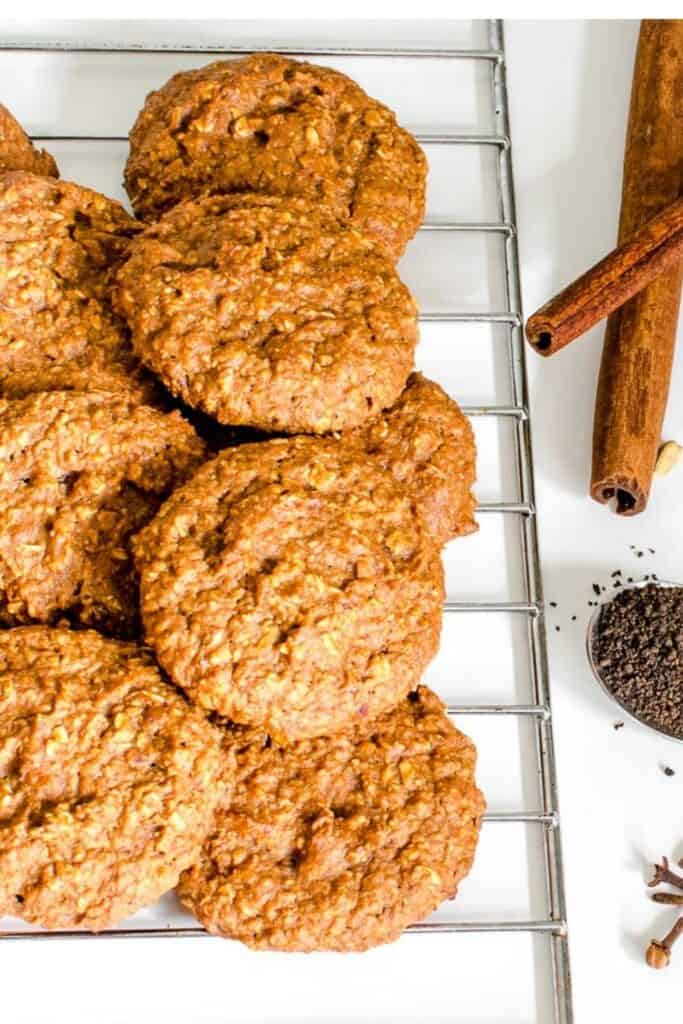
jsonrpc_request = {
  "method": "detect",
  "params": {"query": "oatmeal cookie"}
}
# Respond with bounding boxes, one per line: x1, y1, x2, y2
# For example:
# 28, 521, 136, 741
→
0, 390, 205, 638
114, 192, 417, 434
0, 105, 58, 178
133, 436, 444, 741
0, 626, 222, 931
124, 53, 426, 261
0, 171, 155, 402
346, 373, 477, 546
178, 686, 485, 951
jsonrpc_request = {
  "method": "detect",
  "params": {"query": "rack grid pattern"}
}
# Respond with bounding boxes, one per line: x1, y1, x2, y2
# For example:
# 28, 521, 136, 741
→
0, 19, 573, 1024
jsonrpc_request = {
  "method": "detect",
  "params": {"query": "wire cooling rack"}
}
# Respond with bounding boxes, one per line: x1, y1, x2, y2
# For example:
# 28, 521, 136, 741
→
0, 18, 572, 1024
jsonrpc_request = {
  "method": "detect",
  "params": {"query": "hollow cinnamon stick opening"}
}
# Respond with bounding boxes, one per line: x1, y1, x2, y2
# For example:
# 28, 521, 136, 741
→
526, 197, 683, 356
590, 20, 683, 516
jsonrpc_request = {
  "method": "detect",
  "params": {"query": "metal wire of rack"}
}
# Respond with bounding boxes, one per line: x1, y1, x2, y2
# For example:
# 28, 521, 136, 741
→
0, 18, 573, 1024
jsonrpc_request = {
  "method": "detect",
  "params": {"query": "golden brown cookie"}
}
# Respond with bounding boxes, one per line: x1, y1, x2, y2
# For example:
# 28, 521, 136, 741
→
0, 172, 155, 402
0, 626, 222, 931
0, 105, 58, 177
178, 686, 485, 951
345, 372, 478, 546
114, 192, 418, 434
0, 390, 206, 638
124, 53, 426, 261
133, 436, 443, 741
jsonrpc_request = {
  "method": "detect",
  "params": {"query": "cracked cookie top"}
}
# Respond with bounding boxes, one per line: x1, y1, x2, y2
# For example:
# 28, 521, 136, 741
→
133, 435, 443, 741
0, 390, 206, 638
0, 626, 222, 931
124, 53, 427, 261
178, 686, 485, 951
115, 192, 418, 433
344, 373, 478, 546
0, 172, 155, 402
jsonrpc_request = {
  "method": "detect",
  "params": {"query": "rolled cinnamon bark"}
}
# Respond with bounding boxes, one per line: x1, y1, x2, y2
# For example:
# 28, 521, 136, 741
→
590, 20, 683, 516
526, 197, 683, 356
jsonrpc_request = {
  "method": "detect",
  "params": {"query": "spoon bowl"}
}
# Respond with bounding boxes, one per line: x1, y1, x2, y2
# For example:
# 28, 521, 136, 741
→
586, 578, 683, 744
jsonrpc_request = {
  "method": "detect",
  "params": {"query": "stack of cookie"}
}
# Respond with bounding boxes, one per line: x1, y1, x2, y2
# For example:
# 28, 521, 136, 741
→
0, 58, 485, 952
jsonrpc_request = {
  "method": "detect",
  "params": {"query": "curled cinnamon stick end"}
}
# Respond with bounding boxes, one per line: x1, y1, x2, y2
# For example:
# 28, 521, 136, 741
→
590, 20, 683, 517
590, 478, 644, 516
526, 197, 683, 357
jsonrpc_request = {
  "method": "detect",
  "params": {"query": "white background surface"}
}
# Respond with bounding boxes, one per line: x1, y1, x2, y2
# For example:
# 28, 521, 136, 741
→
507, 18, 683, 1022
0, 17, 680, 1023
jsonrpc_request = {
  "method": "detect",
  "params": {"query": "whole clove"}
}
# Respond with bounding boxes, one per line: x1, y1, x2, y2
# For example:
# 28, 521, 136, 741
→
646, 917, 683, 969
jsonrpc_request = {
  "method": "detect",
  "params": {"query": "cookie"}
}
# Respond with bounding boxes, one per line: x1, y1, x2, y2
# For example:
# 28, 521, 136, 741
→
0, 172, 155, 403
124, 53, 427, 261
0, 390, 206, 638
133, 436, 444, 741
0, 105, 58, 177
346, 373, 478, 546
0, 626, 222, 931
178, 686, 485, 951
114, 192, 418, 434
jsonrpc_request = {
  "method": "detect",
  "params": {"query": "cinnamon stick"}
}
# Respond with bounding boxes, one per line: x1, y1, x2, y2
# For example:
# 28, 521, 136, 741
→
526, 197, 683, 356
590, 20, 683, 516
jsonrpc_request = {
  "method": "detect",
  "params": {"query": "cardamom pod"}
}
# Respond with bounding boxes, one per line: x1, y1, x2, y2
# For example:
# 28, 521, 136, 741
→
654, 441, 682, 477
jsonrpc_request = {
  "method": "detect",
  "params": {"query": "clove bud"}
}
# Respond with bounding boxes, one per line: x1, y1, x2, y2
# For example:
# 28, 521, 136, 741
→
646, 941, 672, 969
645, 917, 683, 969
